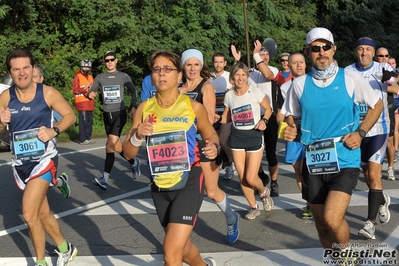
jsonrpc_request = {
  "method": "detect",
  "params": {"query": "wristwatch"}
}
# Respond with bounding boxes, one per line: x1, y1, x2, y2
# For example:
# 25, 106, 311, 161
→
53, 127, 60, 137
262, 117, 269, 124
356, 128, 366, 139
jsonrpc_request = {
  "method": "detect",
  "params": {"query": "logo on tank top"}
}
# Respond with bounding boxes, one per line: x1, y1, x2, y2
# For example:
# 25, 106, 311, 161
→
147, 114, 157, 124
21, 106, 31, 111
162, 117, 188, 123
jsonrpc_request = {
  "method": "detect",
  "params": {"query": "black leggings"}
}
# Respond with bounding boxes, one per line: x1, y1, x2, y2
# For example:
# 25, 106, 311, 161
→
263, 113, 278, 167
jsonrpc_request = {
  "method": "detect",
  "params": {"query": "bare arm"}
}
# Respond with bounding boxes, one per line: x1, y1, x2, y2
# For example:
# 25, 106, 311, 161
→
123, 102, 148, 160
0, 90, 10, 133
38, 85, 76, 141
342, 98, 383, 149
201, 81, 216, 124
192, 101, 220, 159
253, 40, 275, 80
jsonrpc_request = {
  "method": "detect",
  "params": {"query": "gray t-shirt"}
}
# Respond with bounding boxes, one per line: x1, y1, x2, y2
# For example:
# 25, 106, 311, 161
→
90, 71, 137, 112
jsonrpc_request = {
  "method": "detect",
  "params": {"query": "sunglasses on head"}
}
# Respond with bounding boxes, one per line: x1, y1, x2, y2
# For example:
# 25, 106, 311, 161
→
377, 54, 389, 58
309, 43, 333, 53
104, 58, 116, 63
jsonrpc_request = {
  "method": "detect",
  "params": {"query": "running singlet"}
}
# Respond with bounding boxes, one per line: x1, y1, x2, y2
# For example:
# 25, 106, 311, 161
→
345, 61, 390, 137
8, 83, 57, 165
181, 79, 207, 103
300, 68, 360, 169
142, 94, 199, 188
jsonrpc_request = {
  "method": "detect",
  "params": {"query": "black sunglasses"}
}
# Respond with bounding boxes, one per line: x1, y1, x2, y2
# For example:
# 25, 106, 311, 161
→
104, 58, 116, 63
280, 59, 289, 62
309, 43, 333, 53
377, 54, 390, 58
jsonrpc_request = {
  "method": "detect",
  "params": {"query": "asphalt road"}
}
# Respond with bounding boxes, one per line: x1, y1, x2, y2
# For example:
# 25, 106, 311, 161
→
0, 138, 398, 266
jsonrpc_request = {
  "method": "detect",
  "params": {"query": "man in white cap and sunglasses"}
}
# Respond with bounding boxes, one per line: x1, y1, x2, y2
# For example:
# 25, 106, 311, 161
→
346, 38, 398, 240
282, 27, 382, 262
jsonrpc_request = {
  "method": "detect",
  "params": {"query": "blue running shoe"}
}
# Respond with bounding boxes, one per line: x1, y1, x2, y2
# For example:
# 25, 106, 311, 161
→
226, 211, 239, 244
93, 176, 107, 190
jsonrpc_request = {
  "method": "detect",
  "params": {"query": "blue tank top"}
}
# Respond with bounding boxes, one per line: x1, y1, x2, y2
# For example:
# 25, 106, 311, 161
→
300, 68, 360, 168
8, 83, 57, 164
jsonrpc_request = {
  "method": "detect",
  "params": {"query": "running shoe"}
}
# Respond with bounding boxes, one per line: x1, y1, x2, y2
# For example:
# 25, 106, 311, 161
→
54, 242, 78, 266
378, 194, 391, 224
302, 203, 313, 220
258, 171, 270, 187
226, 211, 239, 244
58, 172, 71, 199
387, 167, 395, 181
36, 263, 48, 266
270, 181, 279, 197
93, 176, 107, 190
131, 157, 141, 180
260, 187, 274, 212
245, 206, 260, 220
358, 220, 375, 240
224, 165, 234, 180
203, 257, 216, 266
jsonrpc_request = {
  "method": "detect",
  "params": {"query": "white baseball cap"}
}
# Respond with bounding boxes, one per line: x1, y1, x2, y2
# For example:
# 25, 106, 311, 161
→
306, 27, 334, 45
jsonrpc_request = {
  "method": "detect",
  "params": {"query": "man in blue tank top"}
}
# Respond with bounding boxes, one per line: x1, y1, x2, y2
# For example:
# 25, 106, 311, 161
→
0, 48, 77, 266
281, 28, 383, 263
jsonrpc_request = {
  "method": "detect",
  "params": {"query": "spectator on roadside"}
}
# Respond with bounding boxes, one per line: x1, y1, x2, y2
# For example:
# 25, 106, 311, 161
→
0, 48, 77, 266
73, 59, 96, 145
89, 51, 141, 190
282, 28, 382, 262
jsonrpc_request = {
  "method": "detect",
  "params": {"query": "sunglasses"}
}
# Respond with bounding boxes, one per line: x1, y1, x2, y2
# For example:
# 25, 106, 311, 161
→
280, 59, 289, 62
104, 58, 116, 63
309, 43, 333, 53
377, 54, 390, 58
152, 66, 178, 73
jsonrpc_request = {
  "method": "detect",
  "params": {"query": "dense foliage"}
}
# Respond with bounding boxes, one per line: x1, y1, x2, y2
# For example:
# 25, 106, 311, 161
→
1, 0, 399, 132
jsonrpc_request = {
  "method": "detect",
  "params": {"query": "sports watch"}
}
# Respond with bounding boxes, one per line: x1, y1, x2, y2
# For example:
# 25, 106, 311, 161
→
53, 127, 60, 137
356, 128, 366, 139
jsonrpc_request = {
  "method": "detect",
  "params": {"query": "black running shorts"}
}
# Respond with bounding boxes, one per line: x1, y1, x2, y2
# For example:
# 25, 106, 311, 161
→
302, 165, 359, 204
151, 166, 204, 227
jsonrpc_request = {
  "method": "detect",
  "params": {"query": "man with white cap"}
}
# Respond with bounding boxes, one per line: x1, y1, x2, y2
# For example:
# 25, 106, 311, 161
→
346, 38, 397, 240
282, 27, 382, 261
